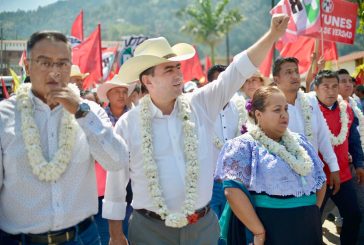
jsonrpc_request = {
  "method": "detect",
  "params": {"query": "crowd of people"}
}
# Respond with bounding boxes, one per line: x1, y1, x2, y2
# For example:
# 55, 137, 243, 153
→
0, 12, 363, 245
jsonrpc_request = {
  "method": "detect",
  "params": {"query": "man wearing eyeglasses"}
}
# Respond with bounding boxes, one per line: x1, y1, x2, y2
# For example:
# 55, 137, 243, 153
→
0, 31, 128, 245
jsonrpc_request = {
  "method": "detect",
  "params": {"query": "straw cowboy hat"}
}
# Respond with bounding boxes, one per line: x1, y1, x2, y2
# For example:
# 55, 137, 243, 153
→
118, 37, 196, 83
97, 75, 136, 102
70, 65, 90, 79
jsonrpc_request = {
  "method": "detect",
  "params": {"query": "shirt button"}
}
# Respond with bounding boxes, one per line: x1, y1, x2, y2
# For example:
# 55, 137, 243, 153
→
223, 126, 226, 129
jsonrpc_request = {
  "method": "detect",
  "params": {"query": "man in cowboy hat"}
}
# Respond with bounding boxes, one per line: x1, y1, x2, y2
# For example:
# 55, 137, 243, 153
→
103, 14, 289, 245
70, 64, 89, 92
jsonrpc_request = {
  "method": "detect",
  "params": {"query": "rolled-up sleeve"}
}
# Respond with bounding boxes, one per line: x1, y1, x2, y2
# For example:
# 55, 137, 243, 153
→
102, 117, 130, 220
76, 101, 129, 171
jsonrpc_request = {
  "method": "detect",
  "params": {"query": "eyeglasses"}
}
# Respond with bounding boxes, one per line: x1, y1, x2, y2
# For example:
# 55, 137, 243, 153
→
28, 58, 71, 72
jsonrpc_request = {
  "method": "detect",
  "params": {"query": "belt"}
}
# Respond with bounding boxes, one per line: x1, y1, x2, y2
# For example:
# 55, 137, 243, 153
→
136, 204, 210, 225
1, 216, 93, 244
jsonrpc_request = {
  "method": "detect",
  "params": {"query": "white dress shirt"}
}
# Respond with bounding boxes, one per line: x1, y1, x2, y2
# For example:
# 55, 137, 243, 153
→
288, 93, 339, 172
212, 102, 239, 169
0, 91, 128, 234
102, 51, 257, 220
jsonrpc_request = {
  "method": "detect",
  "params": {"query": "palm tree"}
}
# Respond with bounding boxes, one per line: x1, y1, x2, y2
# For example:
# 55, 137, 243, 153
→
179, 0, 243, 64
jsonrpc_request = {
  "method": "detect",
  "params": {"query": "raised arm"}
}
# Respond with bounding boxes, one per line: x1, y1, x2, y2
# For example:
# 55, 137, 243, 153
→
246, 14, 289, 67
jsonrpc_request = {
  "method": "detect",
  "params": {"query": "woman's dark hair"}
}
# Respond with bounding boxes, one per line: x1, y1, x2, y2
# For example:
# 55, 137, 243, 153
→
249, 86, 283, 123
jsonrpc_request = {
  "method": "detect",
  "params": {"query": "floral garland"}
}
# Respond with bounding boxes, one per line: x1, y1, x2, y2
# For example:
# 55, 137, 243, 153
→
140, 94, 199, 228
297, 90, 313, 141
16, 83, 78, 182
247, 124, 313, 176
348, 97, 364, 151
322, 96, 349, 146
213, 97, 248, 149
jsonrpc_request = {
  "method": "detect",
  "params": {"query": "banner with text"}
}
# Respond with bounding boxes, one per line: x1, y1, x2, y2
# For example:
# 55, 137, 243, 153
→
310, 0, 358, 44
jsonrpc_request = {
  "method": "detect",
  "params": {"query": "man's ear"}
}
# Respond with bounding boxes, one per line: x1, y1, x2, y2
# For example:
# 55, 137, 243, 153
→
273, 76, 279, 85
141, 75, 152, 89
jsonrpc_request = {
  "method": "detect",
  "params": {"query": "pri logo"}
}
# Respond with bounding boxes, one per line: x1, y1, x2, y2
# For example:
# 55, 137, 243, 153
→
322, 0, 334, 14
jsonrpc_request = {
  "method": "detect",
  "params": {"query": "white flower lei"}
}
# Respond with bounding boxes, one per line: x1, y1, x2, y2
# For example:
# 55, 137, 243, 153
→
247, 124, 313, 176
297, 90, 313, 141
213, 98, 248, 149
348, 97, 364, 151
16, 83, 78, 182
140, 94, 199, 228
322, 96, 349, 146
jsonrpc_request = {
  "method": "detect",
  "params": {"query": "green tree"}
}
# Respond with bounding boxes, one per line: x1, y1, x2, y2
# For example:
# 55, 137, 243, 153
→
348, 0, 364, 34
179, 0, 243, 64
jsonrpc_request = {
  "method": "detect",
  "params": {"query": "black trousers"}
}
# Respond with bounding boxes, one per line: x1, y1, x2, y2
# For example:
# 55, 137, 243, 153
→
321, 179, 362, 245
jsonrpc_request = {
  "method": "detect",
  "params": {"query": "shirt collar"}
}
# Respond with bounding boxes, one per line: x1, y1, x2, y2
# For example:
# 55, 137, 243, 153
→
149, 97, 179, 118
317, 96, 338, 110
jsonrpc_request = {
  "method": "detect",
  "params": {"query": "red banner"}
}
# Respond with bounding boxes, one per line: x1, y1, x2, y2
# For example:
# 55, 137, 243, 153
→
310, 0, 358, 44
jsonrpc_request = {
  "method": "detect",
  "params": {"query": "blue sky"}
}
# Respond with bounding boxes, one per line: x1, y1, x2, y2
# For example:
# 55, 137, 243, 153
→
0, 0, 58, 12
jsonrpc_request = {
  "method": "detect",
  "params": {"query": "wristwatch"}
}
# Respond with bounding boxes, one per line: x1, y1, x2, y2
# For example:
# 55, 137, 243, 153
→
75, 102, 90, 119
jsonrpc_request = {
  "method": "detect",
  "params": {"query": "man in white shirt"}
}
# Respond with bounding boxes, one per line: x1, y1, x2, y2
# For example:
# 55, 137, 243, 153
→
0, 31, 128, 245
207, 65, 241, 220
103, 15, 289, 245
273, 57, 340, 194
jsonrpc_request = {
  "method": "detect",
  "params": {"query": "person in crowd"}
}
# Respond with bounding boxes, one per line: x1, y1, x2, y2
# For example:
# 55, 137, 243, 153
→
0, 31, 128, 245
102, 14, 289, 245
183, 80, 198, 93
70, 64, 89, 93
216, 86, 326, 245
337, 68, 364, 241
127, 84, 142, 108
94, 75, 136, 245
312, 70, 364, 245
207, 64, 247, 245
273, 57, 340, 195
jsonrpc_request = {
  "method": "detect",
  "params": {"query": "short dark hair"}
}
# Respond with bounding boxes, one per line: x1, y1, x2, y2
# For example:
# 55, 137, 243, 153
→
337, 68, 350, 76
272, 57, 299, 76
26, 31, 70, 58
314, 70, 339, 87
138, 66, 155, 93
207, 64, 227, 82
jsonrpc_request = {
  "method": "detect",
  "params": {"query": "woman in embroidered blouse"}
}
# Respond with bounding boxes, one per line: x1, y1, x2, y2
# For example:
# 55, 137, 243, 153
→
216, 86, 326, 245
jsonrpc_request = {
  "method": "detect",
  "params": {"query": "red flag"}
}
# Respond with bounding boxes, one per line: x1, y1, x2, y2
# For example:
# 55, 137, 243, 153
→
71, 10, 84, 41
180, 46, 206, 84
259, 46, 274, 77
317, 40, 338, 61
1, 78, 9, 99
356, 70, 364, 85
72, 24, 102, 90
277, 36, 315, 74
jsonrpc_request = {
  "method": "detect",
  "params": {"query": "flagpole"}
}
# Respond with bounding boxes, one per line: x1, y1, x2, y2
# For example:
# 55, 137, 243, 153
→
0, 26, 3, 76
271, 0, 276, 61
